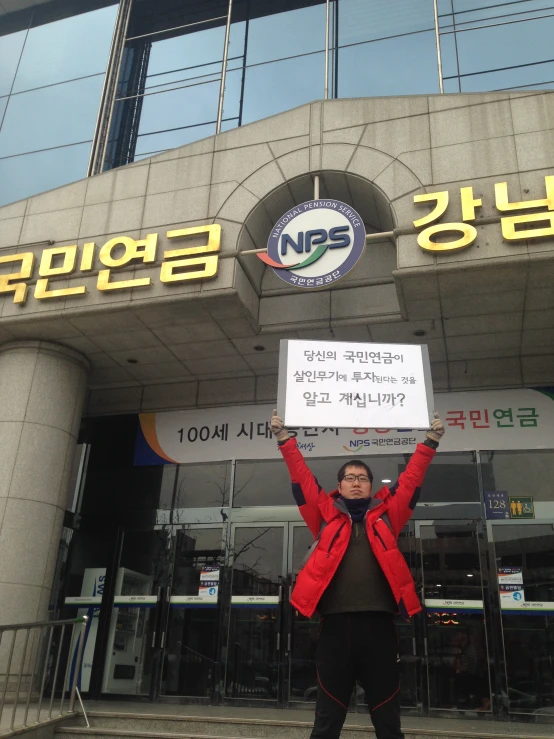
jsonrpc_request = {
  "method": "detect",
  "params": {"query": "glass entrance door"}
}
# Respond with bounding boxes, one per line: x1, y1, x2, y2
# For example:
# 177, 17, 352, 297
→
161, 525, 225, 698
417, 520, 492, 714
100, 524, 225, 699
491, 522, 554, 716
286, 523, 319, 704
224, 524, 286, 701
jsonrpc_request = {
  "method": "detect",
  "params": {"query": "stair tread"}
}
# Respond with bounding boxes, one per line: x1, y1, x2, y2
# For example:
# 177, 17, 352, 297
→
57, 730, 284, 739
57, 721, 554, 739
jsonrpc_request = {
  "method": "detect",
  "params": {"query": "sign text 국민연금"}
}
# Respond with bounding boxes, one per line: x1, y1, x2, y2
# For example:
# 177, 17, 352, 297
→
277, 339, 434, 429
0, 224, 221, 306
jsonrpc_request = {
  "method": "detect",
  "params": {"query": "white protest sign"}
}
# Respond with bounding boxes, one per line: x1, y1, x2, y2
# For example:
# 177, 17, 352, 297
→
277, 340, 434, 429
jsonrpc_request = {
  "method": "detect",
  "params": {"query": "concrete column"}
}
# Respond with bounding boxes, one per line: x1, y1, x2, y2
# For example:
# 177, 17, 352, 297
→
0, 340, 89, 627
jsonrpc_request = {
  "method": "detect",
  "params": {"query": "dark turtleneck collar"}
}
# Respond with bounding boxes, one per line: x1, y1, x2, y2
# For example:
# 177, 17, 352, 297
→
338, 495, 371, 522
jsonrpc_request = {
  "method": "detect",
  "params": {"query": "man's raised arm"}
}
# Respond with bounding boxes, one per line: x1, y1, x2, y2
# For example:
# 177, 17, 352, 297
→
384, 412, 446, 533
270, 410, 323, 537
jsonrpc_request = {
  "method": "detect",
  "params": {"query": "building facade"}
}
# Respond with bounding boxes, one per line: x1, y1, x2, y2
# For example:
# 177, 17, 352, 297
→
2, 0, 554, 724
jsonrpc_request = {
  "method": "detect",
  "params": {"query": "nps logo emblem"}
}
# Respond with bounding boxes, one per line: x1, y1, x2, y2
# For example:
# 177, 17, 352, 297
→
257, 199, 366, 289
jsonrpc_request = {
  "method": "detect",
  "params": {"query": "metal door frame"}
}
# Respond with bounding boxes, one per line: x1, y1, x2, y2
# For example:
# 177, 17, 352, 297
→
223, 522, 289, 704
487, 518, 554, 720
415, 519, 494, 718
156, 522, 227, 702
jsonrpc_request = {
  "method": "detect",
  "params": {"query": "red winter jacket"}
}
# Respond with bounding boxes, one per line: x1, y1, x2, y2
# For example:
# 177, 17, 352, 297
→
279, 438, 436, 619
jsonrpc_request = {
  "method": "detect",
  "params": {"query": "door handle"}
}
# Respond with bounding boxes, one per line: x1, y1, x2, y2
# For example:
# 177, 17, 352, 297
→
413, 637, 417, 656
287, 633, 291, 652
276, 633, 281, 651
151, 631, 156, 648
161, 631, 166, 649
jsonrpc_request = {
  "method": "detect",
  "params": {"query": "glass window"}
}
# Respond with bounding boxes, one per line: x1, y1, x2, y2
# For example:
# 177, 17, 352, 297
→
0, 30, 27, 97
459, 61, 554, 92
481, 450, 554, 502
439, 31, 459, 79
242, 52, 325, 125
138, 79, 221, 134
246, 4, 325, 65
339, 0, 435, 46
0, 75, 104, 157
454, 2, 552, 27
11, 4, 118, 93
0, 142, 92, 207
453, 0, 536, 12
174, 462, 231, 508
133, 123, 217, 159
338, 32, 440, 97
455, 16, 554, 78
234, 451, 478, 507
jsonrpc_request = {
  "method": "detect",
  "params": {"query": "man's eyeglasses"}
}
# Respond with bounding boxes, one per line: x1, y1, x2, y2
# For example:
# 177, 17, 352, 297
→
342, 474, 371, 483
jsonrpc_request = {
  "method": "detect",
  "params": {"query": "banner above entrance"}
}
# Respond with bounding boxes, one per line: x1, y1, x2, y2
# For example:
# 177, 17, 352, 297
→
134, 388, 554, 466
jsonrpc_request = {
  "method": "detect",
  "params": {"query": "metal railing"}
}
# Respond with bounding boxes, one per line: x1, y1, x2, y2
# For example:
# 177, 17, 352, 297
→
0, 616, 88, 734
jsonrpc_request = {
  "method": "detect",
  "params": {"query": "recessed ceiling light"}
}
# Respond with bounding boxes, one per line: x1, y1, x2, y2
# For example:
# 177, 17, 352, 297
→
467, 574, 474, 578
254, 345, 265, 352
127, 358, 139, 364
413, 330, 426, 337
382, 479, 392, 483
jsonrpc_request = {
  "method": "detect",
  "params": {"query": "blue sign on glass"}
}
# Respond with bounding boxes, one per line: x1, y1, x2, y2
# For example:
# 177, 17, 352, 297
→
485, 491, 510, 520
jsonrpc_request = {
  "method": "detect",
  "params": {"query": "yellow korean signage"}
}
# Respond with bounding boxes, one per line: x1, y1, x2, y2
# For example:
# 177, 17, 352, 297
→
414, 175, 554, 251
0, 224, 221, 305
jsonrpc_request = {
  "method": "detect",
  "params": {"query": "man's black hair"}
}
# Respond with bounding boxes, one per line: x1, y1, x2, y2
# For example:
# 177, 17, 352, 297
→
337, 460, 373, 483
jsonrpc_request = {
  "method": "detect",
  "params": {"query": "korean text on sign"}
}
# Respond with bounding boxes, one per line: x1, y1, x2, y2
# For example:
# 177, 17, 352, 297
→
413, 175, 554, 252
0, 224, 221, 305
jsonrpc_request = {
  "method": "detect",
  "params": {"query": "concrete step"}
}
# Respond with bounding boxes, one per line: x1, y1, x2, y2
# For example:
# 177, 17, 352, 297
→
52, 711, 554, 739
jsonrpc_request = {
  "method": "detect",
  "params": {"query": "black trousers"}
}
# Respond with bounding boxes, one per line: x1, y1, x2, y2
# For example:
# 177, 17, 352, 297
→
311, 612, 403, 739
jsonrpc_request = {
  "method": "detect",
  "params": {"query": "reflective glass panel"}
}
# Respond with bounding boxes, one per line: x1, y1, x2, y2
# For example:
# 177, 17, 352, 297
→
460, 62, 554, 92
163, 526, 224, 698
134, 123, 217, 159
242, 52, 324, 125
455, 16, 554, 78
147, 25, 226, 76
0, 141, 92, 207
12, 4, 118, 93
235, 451, 478, 506
246, 4, 325, 65
339, 0, 434, 45
137, 79, 220, 137
289, 525, 318, 704
225, 526, 283, 700
174, 462, 231, 508
439, 31, 459, 79
421, 522, 492, 712
0, 75, 104, 157
453, 0, 536, 11
481, 450, 554, 502
338, 32, 440, 97
0, 29, 27, 97
493, 524, 554, 714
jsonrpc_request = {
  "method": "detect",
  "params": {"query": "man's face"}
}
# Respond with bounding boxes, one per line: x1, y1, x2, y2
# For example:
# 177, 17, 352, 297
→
338, 465, 372, 500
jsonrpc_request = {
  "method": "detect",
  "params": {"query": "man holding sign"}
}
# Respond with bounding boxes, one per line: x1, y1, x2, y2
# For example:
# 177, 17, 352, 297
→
270, 410, 445, 739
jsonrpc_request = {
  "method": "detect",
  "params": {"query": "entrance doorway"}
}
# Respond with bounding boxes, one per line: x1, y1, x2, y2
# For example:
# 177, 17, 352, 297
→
490, 521, 554, 717
66, 516, 554, 719
96, 524, 226, 700
417, 520, 492, 714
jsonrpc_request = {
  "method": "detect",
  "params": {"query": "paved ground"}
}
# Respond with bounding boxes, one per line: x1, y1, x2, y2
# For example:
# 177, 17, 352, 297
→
2, 700, 554, 737
78, 700, 554, 737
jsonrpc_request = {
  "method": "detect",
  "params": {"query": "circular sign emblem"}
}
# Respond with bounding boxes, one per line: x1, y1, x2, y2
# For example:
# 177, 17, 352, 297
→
258, 199, 366, 289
